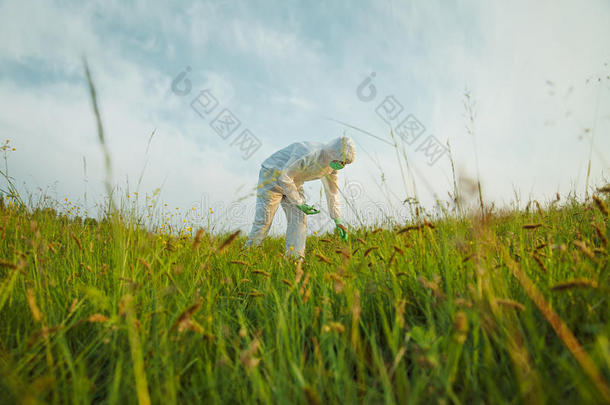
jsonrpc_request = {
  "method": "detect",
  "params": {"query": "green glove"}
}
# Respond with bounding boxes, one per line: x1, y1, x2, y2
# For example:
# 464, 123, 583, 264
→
334, 218, 348, 241
297, 204, 320, 215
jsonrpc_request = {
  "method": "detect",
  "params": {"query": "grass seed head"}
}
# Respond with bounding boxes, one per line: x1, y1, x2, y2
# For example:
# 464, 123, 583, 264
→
252, 269, 271, 278
533, 255, 548, 272
192, 228, 205, 249
363, 246, 379, 257
240, 339, 261, 369
551, 279, 598, 291
217, 230, 241, 253
454, 311, 469, 343
573, 240, 596, 260
314, 253, 331, 264
597, 184, 610, 194
592, 195, 609, 217
322, 322, 345, 334
593, 223, 607, 246
495, 298, 525, 311
26, 288, 42, 322
88, 313, 109, 323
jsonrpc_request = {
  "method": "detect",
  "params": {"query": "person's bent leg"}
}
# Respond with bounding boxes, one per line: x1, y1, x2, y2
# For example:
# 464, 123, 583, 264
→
246, 171, 282, 247
281, 195, 307, 257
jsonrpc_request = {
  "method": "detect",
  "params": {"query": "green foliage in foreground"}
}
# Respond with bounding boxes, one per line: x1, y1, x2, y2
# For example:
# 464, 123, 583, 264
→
0, 196, 609, 404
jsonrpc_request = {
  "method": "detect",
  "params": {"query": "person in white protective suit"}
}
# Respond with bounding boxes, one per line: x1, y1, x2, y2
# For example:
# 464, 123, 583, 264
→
244, 136, 356, 258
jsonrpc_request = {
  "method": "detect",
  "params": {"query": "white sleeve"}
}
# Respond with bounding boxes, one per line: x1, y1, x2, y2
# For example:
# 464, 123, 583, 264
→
277, 158, 306, 206
321, 170, 340, 219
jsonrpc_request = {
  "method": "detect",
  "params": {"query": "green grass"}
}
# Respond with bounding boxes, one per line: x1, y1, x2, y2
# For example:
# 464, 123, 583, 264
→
0, 193, 609, 404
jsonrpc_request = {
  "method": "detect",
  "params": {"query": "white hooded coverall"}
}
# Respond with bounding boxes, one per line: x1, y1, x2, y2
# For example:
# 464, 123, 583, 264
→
245, 136, 357, 257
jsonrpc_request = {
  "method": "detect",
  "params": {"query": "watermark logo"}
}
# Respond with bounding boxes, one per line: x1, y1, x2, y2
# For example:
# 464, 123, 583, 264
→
171, 66, 192, 96
210, 108, 241, 139
231, 130, 263, 160
375, 95, 404, 123
356, 71, 377, 102
395, 114, 426, 145
171, 66, 262, 160
356, 72, 447, 165
190, 89, 218, 118
416, 136, 447, 165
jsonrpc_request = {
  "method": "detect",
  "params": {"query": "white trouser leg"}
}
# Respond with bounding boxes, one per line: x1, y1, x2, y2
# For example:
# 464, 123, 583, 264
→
246, 168, 283, 247
281, 186, 307, 257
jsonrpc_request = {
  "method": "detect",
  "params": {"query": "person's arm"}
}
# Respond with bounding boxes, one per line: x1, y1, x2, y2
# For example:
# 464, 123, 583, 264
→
277, 158, 306, 206
321, 170, 340, 220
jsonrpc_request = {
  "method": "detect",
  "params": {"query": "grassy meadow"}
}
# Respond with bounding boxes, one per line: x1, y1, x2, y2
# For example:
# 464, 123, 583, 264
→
0, 189, 609, 404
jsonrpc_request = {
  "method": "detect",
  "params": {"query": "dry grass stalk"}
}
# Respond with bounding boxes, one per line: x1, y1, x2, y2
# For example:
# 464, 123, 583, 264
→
551, 279, 598, 291
240, 339, 261, 369
397, 221, 434, 234
294, 260, 303, 284
533, 255, 548, 272
322, 322, 345, 333
252, 269, 270, 278
462, 253, 475, 263
418, 275, 446, 299
302, 287, 311, 303
0, 259, 18, 269
388, 346, 407, 378
329, 273, 344, 293
363, 246, 379, 257
350, 291, 361, 349
88, 313, 109, 323
314, 253, 331, 264
192, 228, 205, 249
71, 233, 83, 251
500, 247, 610, 401
172, 299, 203, 332
299, 273, 310, 296
592, 195, 609, 217
68, 298, 79, 313
534, 200, 543, 217
138, 258, 151, 276
454, 311, 469, 343
397, 224, 421, 234
593, 223, 608, 246
217, 230, 241, 253
26, 288, 42, 322
496, 299, 525, 311
573, 240, 596, 260
335, 248, 351, 260
455, 298, 473, 308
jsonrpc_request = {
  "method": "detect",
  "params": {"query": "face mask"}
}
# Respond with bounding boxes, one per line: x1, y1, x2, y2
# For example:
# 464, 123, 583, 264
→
330, 161, 345, 170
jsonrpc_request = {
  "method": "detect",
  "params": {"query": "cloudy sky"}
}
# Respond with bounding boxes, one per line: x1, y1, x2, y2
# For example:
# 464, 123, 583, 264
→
1, 0, 609, 234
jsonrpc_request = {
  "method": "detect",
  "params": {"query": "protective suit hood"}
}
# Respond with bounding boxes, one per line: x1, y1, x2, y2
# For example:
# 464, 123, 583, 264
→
324, 136, 356, 164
